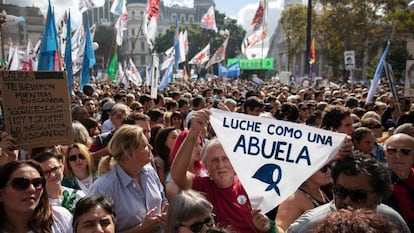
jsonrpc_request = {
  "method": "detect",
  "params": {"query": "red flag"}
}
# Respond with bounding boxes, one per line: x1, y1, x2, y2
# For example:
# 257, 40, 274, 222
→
241, 0, 268, 58
206, 37, 229, 68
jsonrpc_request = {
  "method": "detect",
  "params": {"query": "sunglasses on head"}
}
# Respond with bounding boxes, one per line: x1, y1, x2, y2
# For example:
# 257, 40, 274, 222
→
180, 215, 214, 233
386, 147, 412, 156
68, 154, 86, 162
9, 177, 45, 191
320, 164, 332, 173
333, 185, 370, 203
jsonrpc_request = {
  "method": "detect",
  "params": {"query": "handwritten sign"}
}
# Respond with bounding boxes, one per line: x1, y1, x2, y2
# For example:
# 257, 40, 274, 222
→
210, 109, 346, 213
0, 71, 74, 149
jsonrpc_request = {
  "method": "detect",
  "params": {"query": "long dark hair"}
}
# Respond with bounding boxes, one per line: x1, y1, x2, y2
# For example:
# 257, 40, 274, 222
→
0, 160, 53, 233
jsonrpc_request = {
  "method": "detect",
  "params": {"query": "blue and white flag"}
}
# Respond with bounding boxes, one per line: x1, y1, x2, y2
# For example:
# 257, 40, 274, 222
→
218, 61, 240, 77
366, 41, 391, 103
158, 61, 173, 90
210, 109, 346, 214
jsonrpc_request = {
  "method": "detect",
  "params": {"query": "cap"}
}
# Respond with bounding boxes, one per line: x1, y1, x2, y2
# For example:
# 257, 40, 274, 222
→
102, 100, 115, 111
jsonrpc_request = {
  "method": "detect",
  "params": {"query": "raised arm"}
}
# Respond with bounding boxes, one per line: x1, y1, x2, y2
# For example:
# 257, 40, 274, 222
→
171, 109, 210, 190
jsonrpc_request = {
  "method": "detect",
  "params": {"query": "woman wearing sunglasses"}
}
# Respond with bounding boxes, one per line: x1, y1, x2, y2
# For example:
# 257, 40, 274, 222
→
276, 163, 332, 233
62, 143, 97, 193
166, 190, 228, 233
0, 160, 53, 233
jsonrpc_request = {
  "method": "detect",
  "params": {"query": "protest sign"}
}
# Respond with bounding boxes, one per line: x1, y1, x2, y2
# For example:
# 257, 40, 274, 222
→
210, 109, 346, 213
0, 71, 73, 149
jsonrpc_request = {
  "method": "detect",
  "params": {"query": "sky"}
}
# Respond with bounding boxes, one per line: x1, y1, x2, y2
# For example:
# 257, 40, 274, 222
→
3, 0, 297, 58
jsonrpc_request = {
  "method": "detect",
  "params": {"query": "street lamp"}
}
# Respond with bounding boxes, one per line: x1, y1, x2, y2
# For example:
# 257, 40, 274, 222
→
0, 10, 6, 62
287, 29, 292, 72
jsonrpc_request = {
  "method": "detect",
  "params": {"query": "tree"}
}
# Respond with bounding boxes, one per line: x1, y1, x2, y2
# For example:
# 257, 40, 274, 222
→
94, 25, 116, 68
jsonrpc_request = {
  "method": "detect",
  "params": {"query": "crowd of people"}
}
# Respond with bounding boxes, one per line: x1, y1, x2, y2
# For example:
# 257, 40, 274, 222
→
0, 77, 413, 233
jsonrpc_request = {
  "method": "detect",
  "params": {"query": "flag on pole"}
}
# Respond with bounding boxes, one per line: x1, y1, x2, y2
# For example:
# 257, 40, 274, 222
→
65, 11, 73, 96
189, 43, 210, 65
128, 59, 143, 86
241, 0, 268, 59
158, 60, 174, 90
38, 0, 59, 71
200, 5, 217, 32
107, 53, 118, 83
115, 0, 128, 46
178, 30, 186, 63
174, 18, 181, 71
206, 37, 229, 69
110, 0, 123, 15
309, 38, 315, 64
22, 40, 33, 71
163, 0, 193, 8
142, 0, 160, 49
79, 0, 105, 13
81, 13, 96, 91
366, 41, 391, 103
7, 46, 20, 71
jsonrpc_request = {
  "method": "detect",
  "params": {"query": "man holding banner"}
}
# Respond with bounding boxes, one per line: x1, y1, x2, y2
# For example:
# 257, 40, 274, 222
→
171, 109, 274, 233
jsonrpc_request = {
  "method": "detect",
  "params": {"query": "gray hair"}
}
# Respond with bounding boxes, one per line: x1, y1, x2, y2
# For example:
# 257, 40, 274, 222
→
166, 190, 213, 233
72, 121, 92, 146
200, 138, 222, 164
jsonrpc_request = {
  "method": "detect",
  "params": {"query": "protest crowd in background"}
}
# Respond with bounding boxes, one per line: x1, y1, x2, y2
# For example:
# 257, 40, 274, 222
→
0, 75, 413, 233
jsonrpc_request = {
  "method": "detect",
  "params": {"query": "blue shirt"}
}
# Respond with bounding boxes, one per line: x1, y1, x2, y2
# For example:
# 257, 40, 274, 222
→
88, 163, 167, 232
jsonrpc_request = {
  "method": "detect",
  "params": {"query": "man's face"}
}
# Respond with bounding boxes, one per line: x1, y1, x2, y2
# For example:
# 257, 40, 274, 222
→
110, 110, 127, 130
335, 115, 354, 136
205, 144, 235, 189
334, 173, 379, 210
384, 135, 414, 176
135, 120, 151, 140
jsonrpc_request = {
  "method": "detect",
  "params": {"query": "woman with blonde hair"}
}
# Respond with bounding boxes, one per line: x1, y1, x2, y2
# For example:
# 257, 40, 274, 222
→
62, 143, 97, 193
88, 124, 168, 233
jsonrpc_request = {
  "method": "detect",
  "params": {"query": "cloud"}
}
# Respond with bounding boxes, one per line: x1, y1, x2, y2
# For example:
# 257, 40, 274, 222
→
236, 0, 284, 58
5, 0, 82, 28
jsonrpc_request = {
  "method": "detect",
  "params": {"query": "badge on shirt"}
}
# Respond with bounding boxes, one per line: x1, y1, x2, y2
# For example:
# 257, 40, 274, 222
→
237, 194, 247, 205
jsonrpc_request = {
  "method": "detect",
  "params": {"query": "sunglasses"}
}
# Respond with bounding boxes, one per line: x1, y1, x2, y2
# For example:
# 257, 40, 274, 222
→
179, 215, 214, 232
68, 154, 86, 162
319, 164, 332, 173
333, 185, 371, 203
43, 165, 62, 178
8, 177, 45, 191
386, 147, 412, 156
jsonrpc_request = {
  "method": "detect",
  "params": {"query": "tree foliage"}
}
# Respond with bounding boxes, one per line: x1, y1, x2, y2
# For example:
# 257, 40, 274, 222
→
94, 25, 116, 67
280, 0, 414, 78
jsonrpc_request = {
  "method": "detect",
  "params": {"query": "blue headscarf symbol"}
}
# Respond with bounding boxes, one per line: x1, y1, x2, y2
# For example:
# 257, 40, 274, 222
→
252, 164, 282, 196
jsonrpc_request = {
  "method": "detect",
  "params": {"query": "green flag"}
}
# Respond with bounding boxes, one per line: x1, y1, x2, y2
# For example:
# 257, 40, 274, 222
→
107, 53, 118, 83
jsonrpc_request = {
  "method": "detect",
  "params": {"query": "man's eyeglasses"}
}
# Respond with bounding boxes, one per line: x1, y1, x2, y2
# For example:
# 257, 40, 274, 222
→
385, 147, 412, 156
68, 154, 86, 162
333, 185, 371, 203
179, 215, 214, 232
320, 164, 332, 173
8, 177, 45, 191
43, 165, 62, 178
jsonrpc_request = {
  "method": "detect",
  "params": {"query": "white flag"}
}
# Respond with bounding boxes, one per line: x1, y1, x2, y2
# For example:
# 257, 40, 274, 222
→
178, 31, 186, 63
128, 59, 142, 86
241, 0, 268, 58
206, 37, 229, 68
200, 5, 217, 32
79, 0, 105, 13
7, 46, 20, 71
110, 0, 123, 15
189, 43, 210, 65
209, 108, 346, 214
115, 1, 128, 46
142, 0, 160, 49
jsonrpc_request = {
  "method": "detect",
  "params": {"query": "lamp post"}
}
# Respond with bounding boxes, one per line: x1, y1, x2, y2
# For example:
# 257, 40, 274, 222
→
0, 10, 6, 61
287, 29, 291, 72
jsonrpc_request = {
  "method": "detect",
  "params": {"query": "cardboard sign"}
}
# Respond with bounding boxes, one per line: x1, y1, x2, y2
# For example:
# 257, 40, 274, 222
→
0, 71, 74, 149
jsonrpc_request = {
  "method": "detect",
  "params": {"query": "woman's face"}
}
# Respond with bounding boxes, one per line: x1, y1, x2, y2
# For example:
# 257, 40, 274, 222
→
0, 166, 44, 216
177, 213, 214, 233
131, 137, 153, 168
68, 147, 89, 178
191, 138, 202, 162
165, 130, 179, 150
354, 133, 376, 154
39, 158, 64, 188
172, 116, 183, 129
75, 205, 115, 233
308, 165, 332, 187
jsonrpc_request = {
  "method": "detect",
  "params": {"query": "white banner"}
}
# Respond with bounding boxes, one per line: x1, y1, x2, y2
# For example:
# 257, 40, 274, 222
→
210, 109, 346, 213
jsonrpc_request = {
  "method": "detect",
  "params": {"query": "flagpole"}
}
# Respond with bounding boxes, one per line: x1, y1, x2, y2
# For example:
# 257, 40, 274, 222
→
129, 22, 143, 61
